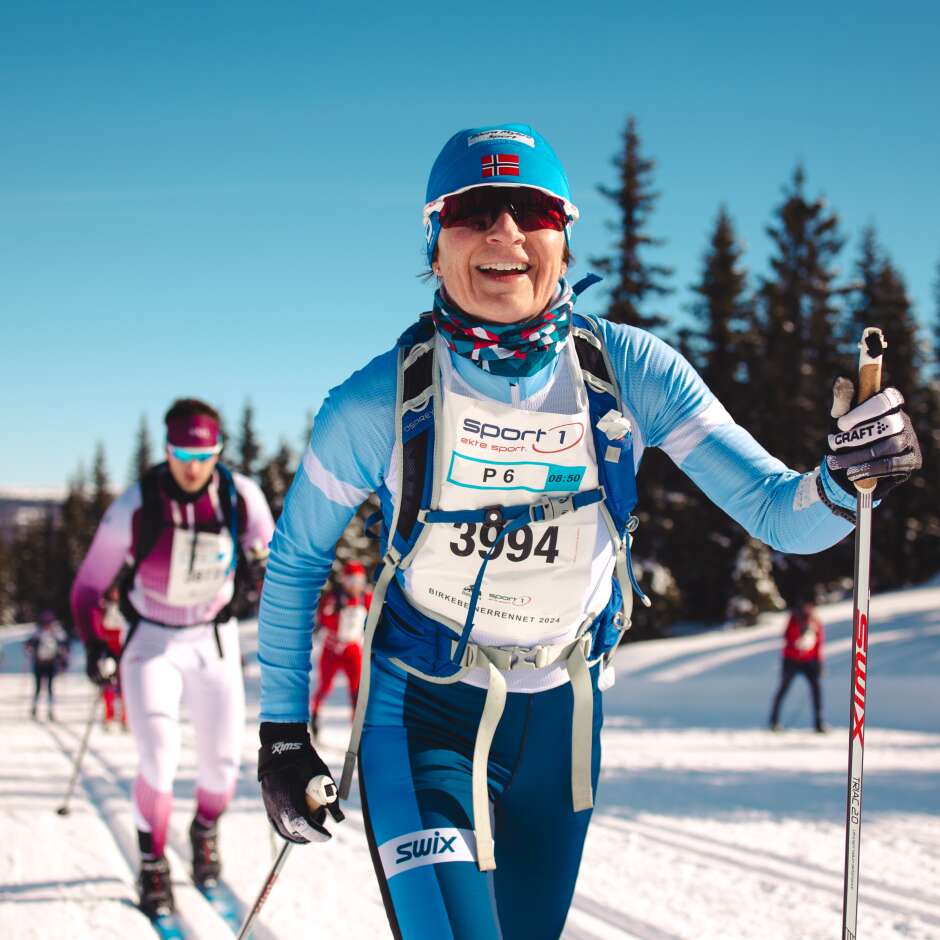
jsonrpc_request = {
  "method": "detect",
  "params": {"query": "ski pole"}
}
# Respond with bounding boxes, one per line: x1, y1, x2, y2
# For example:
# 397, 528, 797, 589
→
786, 694, 806, 730
841, 327, 885, 940
56, 654, 116, 816
237, 776, 337, 940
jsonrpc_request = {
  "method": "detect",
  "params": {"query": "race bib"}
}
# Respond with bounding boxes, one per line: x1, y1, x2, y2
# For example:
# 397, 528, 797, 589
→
405, 368, 612, 646
36, 634, 59, 663
337, 604, 367, 643
165, 528, 234, 607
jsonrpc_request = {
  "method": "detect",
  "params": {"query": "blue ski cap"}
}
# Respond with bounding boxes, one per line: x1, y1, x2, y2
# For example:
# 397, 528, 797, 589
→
423, 123, 579, 264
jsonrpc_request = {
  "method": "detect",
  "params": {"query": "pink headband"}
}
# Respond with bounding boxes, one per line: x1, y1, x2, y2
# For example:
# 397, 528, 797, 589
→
166, 414, 221, 449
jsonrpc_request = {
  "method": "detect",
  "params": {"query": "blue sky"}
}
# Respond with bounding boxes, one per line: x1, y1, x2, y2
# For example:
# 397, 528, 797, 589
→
3, 2, 938, 488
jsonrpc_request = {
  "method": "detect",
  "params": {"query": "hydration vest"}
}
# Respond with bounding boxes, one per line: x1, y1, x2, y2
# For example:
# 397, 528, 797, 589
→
118, 462, 240, 657
339, 281, 649, 870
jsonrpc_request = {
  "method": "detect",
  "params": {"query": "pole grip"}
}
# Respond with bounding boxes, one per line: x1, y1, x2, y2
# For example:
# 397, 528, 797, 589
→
855, 328, 886, 493
305, 774, 336, 812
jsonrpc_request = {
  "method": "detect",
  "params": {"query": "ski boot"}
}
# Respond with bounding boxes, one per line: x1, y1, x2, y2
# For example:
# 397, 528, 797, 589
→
190, 818, 221, 888
138, 856, 175, 919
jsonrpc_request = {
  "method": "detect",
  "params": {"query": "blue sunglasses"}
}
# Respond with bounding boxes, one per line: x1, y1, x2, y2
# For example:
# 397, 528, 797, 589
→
167, 445, 221, 463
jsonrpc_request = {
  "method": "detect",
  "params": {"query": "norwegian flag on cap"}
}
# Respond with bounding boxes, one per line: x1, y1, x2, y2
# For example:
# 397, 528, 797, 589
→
481, 154, 520, 178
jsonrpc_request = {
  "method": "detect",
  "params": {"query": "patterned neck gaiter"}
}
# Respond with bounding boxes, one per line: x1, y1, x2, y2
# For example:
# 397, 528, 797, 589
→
432, 280, 574, 378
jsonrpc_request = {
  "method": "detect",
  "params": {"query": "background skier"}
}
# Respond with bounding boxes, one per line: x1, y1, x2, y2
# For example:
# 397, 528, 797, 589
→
24, 610, 69, 720
769, 599, 827, 732
70, 398, 275, 920
91, 584, 128, 730
309, 560, 371, 740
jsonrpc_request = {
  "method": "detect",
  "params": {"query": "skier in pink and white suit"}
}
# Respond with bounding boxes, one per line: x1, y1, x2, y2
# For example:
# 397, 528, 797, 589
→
71, 398, 275, 919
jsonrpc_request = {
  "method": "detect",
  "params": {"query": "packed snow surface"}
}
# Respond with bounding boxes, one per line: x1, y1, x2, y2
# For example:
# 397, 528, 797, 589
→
1, 581, 938, 939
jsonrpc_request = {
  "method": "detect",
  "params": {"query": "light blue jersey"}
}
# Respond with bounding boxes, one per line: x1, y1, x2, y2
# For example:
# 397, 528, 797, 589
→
258, 319, 855, 722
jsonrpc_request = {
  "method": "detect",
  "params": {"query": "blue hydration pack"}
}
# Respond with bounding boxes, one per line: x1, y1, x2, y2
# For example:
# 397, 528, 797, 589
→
339, 278, 649, 870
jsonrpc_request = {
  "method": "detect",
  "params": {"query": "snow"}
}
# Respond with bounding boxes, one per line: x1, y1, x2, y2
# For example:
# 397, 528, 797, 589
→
1, 582, 938, 939
0, 486, 67, 501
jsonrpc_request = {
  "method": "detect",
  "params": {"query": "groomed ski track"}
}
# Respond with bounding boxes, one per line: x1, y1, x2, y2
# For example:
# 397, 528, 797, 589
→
1, 580, 938, 938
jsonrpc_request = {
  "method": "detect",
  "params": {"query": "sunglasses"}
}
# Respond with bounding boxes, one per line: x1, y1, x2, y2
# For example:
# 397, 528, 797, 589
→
166, 444, 222, 463
439, 187, 568, 233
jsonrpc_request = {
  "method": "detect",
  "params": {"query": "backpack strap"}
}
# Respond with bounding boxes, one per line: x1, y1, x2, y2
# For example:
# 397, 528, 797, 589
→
387, 315, 436, 555
209, 463, 241, 653
135, 464, 168, 574
340, 314, 438, 800
215, 463, 240, 576
118, 464, 168, 632
572, 314, 650, 629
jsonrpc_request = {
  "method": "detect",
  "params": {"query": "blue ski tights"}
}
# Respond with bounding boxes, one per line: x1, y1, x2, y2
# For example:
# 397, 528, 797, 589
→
359, 656, 602, 939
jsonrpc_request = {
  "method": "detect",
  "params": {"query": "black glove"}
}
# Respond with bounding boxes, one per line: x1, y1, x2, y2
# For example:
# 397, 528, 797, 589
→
258, 721, 344, 844
826, 382, 922, 502
84, 636, 117, 686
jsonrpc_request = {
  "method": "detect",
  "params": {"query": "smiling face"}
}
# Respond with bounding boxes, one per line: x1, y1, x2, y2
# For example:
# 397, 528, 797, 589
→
434, 211, 567, 324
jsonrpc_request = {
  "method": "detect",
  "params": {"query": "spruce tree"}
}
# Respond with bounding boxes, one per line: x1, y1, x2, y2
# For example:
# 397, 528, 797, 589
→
218, 411, 233, 459
688, 207, 753, 406
591, 117, 678, 631
591, 116, 674, 331
59, 465, 90, 569
847, 230, 939, 585
237, 400, 262, 479
934, 256, 940, 374
752, 166, 847, 470
749, 166, 848, 603
671, 208, 766, 621
56, 466, 94, 626
0, 536, 14, 623
90, 443, 112, 526
130, 414, 154, 483
258, 442, 297, 521
12, 504, 70, 624
727, 537, 785, 626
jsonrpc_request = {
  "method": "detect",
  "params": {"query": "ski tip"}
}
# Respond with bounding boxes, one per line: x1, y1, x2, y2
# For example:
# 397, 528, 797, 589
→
197, 881, 245, 934
151, 913, 186, 940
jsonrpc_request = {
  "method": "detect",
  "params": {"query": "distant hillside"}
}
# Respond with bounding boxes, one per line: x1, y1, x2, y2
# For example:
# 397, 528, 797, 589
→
0, 487, 66, 543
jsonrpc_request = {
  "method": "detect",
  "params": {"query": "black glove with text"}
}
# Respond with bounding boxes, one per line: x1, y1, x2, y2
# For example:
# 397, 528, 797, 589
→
258, 721, 344, 844
826, 381, 922, 504
84, 636, 117, 686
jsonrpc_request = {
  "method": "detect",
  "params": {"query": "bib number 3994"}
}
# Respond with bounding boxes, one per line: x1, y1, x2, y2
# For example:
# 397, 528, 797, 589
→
448, 523, 559, 564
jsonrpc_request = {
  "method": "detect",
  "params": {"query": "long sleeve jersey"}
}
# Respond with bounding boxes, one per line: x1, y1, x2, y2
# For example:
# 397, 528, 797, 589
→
258, 319, 857, 722
71, 468, 275, 639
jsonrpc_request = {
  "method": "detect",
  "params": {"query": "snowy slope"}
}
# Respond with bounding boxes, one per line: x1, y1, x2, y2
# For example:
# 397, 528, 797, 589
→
1, 582, 937, 939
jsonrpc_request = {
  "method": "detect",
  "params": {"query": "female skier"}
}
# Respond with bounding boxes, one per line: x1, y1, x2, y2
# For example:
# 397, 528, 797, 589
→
255, 124, 921, 939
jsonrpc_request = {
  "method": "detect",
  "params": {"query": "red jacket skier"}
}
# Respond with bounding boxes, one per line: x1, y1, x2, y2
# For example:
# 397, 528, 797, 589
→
309, 561, 371, 739
90, 585, 127, 728
770, 601, 826, 732
782, 605, 824, 662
